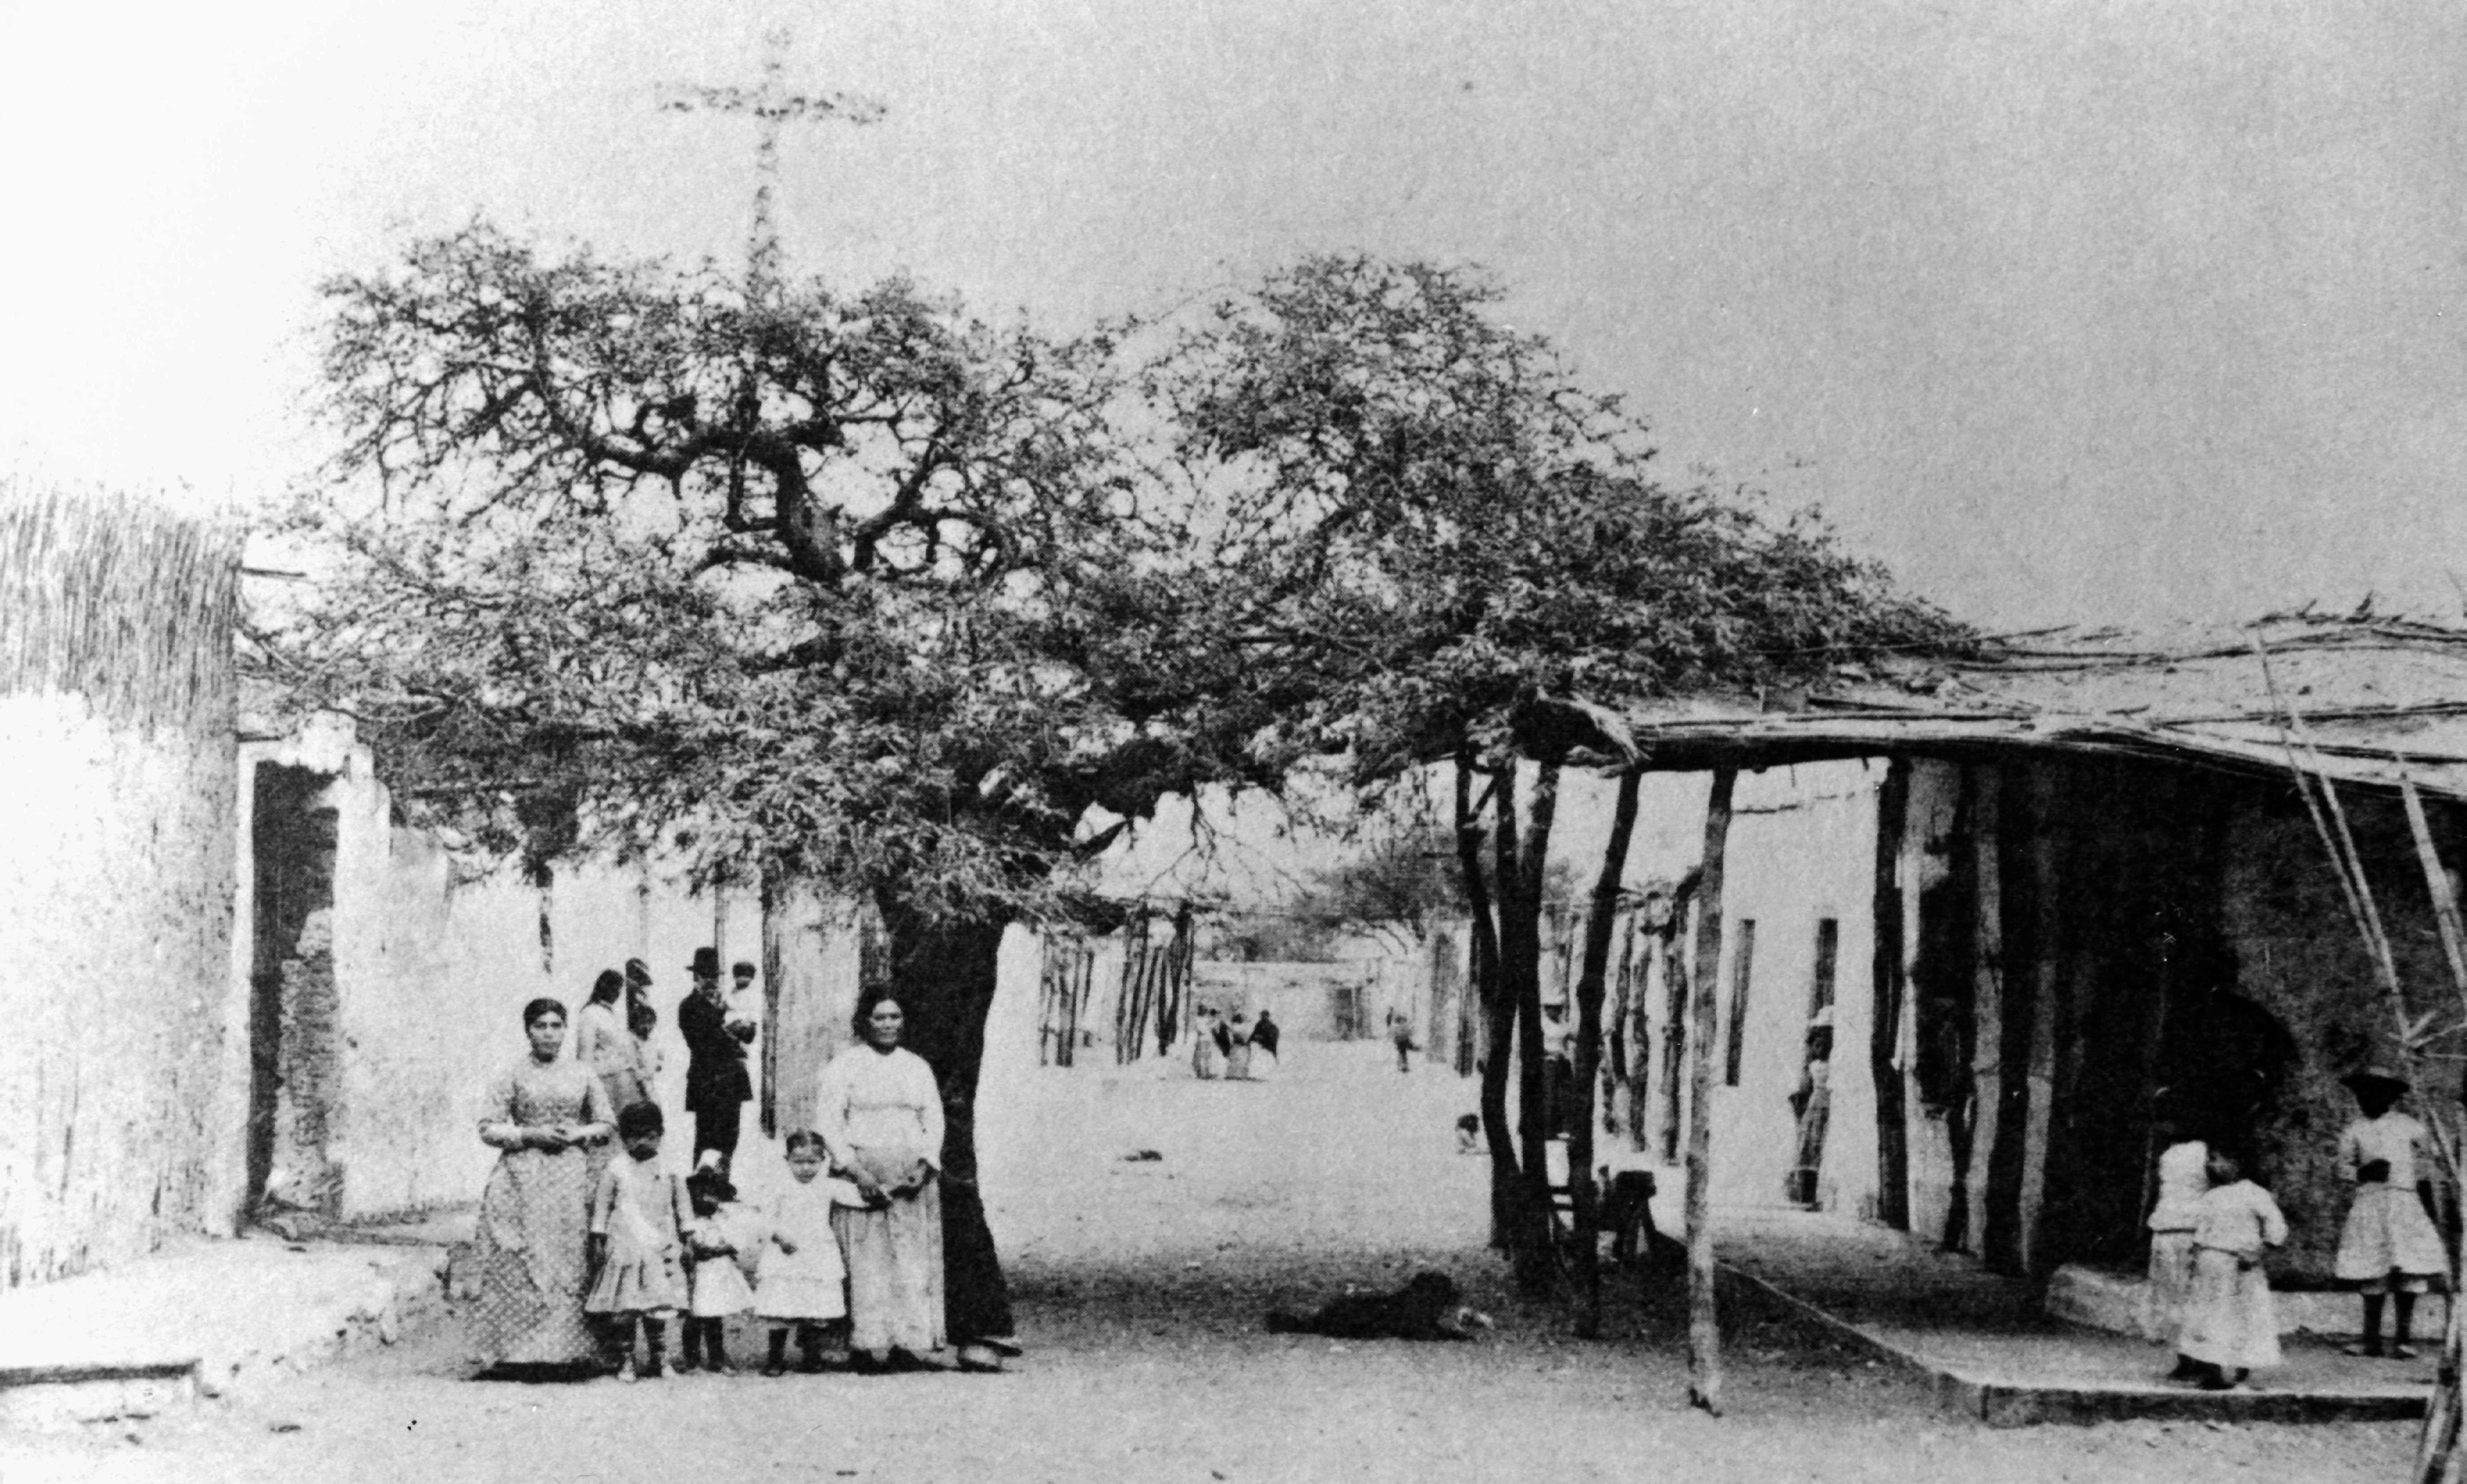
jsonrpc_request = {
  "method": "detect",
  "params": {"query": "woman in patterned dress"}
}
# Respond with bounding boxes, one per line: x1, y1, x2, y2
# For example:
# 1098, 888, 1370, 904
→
469, 997, 616, 1375
815, 995, 946, 1370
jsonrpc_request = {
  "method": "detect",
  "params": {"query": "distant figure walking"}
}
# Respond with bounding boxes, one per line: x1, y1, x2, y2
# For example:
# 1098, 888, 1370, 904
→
1388, 1009, 1417, 1073
1251, 1009, 1282, 1071
1224, 1012, 1255, 1081
1192, 1005, 1224, 1080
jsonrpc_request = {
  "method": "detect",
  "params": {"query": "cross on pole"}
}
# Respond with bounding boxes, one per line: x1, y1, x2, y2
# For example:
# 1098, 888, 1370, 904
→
659, 26, 885, 304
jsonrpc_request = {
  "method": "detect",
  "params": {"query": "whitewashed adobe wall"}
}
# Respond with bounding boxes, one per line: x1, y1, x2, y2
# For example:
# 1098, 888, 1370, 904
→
0, 489, 239, 1288
232, 716, 857, 1222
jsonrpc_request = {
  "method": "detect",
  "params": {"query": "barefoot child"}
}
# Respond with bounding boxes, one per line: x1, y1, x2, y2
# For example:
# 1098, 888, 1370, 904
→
586, 1102, 689, 1382
2175, 1144, 2288, 1391
754, 1131, 866, 1376
2335, 1066, 2447, 1359
678, 1158, 758, 1376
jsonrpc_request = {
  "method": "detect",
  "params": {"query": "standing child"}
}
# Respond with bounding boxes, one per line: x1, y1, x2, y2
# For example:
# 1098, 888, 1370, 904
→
678, 1157, 758, 1376
2174, 1144, 2289, 1391
2143, 1118, 2210, 1360
754, 1131, 865, 1376
2334, 1066, 2447, 1359
586, 1102, 689, 1382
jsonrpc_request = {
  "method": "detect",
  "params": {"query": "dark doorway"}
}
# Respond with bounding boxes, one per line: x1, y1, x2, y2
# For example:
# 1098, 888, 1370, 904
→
246, 763, 340, 1221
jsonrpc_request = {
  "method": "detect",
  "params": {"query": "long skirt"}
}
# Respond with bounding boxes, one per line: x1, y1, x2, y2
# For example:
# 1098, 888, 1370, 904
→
833, 1148, 946, 1355
467, 1145, 608, 1367
2177, 1247, 2282, 1371
2143, 1231, 2198, 1343
1225, 1042, 1254, 1080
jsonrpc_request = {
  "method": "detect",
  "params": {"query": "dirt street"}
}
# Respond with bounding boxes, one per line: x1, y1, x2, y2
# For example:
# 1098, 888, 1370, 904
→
0, 1040, 2417, 1483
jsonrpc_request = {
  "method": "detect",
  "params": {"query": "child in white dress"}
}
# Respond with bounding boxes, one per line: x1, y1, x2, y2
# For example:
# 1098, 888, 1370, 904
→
2175, 1145, 2288, 1391
2335, 1067, 2448, 1360
756, 1130, 868, 1376
2144, 1126, 2209, 1362
585, 1103, 689, 1382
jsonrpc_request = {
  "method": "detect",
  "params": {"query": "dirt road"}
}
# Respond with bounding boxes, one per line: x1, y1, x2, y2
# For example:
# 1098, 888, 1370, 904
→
0, 1041, 2414, 1483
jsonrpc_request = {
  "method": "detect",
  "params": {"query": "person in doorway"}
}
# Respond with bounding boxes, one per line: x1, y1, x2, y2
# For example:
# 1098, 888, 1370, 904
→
680, 947, 757, 1167
2173, 1143, 2287, 1391
469, 998, 616, 1377
575, 968, 652, 1115
2335, 1066, 2447, 1359
1251, 1009, 1281, 1070
814, 995, 946, 1371
1389, 1008, 1417, 1074
2143, 1113, 2209, 1356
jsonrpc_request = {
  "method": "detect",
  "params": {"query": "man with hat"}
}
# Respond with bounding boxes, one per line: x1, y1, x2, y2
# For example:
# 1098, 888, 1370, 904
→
2334, 1065, 2447, 1359
679, 947, 757, 1166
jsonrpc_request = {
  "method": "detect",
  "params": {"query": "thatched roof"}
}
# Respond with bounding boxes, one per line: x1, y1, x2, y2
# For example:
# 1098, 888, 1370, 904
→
1616, 613, 2467, 801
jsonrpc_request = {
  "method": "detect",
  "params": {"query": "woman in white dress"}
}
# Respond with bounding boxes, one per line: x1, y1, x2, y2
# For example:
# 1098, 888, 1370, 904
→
814, 995, 946, 1369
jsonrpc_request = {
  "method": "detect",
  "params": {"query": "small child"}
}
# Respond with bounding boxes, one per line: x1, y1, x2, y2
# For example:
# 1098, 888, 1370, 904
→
753, 1130, 866, 1377
677, 1158, 758, 1376
2334, 1066, 2447, 1358
2173, 1144, 2288, 1391
2144, 1120, 2209, 1360
586, 1102, 690, 1382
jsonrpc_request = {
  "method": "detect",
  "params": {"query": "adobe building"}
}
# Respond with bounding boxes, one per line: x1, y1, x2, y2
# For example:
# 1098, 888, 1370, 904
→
1605, 617, 2467, 1296
0, 487, 241, 1288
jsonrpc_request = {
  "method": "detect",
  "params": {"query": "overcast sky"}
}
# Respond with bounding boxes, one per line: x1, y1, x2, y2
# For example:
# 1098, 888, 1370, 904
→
5, 0, 2462, 631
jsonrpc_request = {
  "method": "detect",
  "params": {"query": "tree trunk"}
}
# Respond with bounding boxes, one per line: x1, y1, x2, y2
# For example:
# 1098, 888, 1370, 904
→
876, 899, 1016, 1348
1687, 768, 1737, 1415
1454, 754, 1517, 1249
1503, 757, 1562, 1297
1570, 766, 1643, 1339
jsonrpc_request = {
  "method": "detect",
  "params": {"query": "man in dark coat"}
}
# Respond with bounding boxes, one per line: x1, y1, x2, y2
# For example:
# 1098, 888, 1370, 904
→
678, 946, 756, 1165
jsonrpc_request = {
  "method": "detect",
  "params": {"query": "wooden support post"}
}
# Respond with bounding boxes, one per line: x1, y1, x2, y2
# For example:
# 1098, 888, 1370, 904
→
1571, 766, 1643, 1340
1963, 770, 2003, 1257
1687, 767, 1737, 1415
2017, 768, 2061, 1270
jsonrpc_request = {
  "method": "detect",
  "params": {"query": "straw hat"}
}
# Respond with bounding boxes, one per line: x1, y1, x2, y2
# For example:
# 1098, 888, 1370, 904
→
2342, 1065, 2410, 1097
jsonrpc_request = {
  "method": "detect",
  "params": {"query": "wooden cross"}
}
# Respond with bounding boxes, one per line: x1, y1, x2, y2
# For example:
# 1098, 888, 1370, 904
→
659, 26, 885, 302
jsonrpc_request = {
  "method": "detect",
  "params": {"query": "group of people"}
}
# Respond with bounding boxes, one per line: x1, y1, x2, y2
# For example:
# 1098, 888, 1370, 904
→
1190, 1005, 1280, 1080
2143, 1065, 2446, 1390
465, 950, 1020, 1382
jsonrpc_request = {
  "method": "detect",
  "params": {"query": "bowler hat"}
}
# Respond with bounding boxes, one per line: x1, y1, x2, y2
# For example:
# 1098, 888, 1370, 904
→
689, 947, 722, 978
2343, 1065, 2411, 1096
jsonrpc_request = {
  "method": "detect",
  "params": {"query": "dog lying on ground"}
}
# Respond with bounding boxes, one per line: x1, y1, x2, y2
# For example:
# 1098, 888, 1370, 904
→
1265, 1271, 1495, 1341
1455, 1113, 1482, 1154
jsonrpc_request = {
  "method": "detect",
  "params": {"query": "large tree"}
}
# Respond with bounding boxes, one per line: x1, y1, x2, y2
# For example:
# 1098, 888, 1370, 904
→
1138, 256, 1971, 1296
257, 223, 1295, 1349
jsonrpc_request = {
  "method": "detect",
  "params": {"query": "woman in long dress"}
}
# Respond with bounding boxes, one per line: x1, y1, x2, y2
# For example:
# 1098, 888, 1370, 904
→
468, 997, 616, 1374
1223, 1011, 1254, 1081
815, 994, 946, 1369
573, 969, 652, 1115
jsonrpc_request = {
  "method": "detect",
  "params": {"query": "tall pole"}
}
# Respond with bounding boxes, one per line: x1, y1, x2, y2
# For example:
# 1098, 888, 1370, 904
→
1686, 767, 1738, 1415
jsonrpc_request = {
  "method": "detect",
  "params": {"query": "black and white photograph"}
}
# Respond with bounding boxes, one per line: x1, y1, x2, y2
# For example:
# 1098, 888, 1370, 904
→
4, 4, 2467, 1480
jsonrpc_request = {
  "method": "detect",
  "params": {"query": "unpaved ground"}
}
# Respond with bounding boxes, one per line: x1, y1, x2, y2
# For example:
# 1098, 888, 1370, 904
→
0, 1041, 2416, 1483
